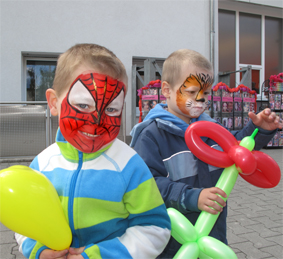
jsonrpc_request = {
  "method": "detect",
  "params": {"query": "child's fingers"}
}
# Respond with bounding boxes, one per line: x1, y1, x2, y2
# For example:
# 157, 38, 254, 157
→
210, 187, 227, 199
39, 249, 68, 259
206, 198, 224, 212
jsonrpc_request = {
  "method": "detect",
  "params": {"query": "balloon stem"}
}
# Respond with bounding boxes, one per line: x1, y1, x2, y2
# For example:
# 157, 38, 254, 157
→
251, 128, 258, 139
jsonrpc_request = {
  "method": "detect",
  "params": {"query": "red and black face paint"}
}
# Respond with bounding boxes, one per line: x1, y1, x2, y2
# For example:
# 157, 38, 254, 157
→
59, 72, 125, 153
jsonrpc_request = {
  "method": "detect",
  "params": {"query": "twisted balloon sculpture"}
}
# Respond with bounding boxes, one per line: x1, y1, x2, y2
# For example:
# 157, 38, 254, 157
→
168, 121, 281, 259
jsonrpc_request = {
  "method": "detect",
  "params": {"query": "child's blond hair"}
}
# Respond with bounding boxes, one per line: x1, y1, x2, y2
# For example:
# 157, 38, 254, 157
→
162, 49, 213, 86
53, 43, 128, 96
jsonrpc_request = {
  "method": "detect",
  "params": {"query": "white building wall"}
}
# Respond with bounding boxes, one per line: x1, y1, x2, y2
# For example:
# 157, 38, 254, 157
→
0, 0, 212, 134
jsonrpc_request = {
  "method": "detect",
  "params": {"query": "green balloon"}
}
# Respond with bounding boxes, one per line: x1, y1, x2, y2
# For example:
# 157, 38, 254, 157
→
199, 250, 213, 259
198, 236, 237, 259
195, 165, 239, 238
173, 242, 199, 259
167, 208, 197, 244
239, 128, 258, 151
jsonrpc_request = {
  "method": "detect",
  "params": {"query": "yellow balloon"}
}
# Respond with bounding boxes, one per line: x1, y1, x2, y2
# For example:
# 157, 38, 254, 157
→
0, 165, 72, 250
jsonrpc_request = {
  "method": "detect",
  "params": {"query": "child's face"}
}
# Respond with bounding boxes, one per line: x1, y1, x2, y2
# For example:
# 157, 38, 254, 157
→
56, 66, 125, 153
165, 65, 213, 123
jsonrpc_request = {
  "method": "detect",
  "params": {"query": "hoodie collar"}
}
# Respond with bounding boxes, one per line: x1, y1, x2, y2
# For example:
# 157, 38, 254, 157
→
130, 104, 216, 147
56, 128, 112, 162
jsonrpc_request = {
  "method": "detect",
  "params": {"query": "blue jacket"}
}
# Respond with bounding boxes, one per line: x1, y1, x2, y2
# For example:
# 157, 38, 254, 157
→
16, 128, 171, 259
130, 104, 276, 258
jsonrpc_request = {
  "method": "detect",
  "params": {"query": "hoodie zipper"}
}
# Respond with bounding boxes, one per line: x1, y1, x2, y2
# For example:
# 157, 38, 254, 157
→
68, 151, 83, 247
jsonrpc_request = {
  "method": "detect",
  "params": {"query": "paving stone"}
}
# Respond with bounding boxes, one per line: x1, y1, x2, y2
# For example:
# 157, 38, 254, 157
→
239, 209, 282, 221
228, 214, 259, 227
0, 223, 9, 231
228, 221, 254, 235
260, 244, 283, 259
0, 230, 15, 244
12, 245, 26, 259
253, 216, 282, 229
246, 223, 281, 238
235, 251, 248, 259
238, 232, 276, 248
227, 228, 247, 244
0, 243, 16, 259
265, 234, 283, 246
270, 225, 283, 234
230, 241, 272, 259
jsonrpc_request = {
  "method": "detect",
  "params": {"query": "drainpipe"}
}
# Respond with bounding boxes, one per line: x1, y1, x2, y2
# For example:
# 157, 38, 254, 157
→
210, 0, 218, 83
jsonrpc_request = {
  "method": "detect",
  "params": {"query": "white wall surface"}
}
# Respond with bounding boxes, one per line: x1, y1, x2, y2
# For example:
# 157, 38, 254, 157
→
0, 0, 211, 133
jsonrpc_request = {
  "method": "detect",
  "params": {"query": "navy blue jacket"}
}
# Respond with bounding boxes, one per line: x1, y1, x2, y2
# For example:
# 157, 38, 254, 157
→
130, 104, 276, 258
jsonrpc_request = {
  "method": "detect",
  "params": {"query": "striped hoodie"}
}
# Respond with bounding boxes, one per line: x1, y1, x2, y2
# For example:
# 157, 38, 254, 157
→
15, 129, 171, 259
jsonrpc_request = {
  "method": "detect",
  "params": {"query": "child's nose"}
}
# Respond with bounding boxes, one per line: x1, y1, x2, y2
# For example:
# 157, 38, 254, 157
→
196, 92, 205, 102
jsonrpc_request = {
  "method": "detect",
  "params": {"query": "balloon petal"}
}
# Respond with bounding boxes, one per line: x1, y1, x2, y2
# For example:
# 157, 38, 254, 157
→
185, 121, 237, 168
0, 166, 72, 250
167, 208, 197, 244
199, 250, 213, 259
239, 151, 281, 188
198, 236, 237, 259
173, 242, 199, 259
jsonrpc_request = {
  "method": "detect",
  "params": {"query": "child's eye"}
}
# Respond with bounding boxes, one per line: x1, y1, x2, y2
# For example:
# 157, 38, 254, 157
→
106, 107, 117, 113
77, 104, 89, 109
68, 80, 96, 112
105, 90, 125, 117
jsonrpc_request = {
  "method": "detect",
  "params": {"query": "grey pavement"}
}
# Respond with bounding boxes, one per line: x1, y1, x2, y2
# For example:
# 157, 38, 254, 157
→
0, 149, 282, 259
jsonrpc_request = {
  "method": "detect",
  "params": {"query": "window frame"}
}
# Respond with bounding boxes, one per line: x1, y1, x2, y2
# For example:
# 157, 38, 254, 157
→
22, 53, 59, 101
235, 11, 266, 100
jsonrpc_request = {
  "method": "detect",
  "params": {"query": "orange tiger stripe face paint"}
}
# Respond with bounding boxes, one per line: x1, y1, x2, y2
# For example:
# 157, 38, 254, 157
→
59, 72, 125, 153
176, 73, 213, 118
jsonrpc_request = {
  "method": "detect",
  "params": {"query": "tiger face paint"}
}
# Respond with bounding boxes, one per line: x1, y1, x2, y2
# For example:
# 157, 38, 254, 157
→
176, 73, 213, 118
59, 72, 125, 153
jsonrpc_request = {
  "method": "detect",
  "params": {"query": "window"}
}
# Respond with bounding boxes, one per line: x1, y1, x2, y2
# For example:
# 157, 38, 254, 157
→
239, 13, 261, 65
25, 59, 57, 101
265, 16, 283, 80
218, 9, 283, 98
219, 10, 236, 88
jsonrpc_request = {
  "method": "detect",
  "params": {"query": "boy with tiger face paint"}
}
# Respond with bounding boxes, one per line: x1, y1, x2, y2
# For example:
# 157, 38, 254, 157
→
131, 49, 281, 258
15, 44, 171, 259
175, 72, 213, 119
162, 60, 214, 124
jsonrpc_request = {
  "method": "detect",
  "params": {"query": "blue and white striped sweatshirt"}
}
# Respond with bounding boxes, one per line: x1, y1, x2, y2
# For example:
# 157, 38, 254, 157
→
15, 128, 171, 259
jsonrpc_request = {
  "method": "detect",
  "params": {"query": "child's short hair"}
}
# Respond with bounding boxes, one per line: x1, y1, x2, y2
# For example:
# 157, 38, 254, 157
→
53, 43, 128, 96
162, 49, 213, 86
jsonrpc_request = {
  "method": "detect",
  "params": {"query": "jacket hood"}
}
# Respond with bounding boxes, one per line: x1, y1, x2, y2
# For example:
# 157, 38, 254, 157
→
130, 103, 216, 147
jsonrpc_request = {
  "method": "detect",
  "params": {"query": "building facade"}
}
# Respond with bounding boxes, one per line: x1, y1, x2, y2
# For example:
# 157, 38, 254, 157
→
0, 0, 282, 136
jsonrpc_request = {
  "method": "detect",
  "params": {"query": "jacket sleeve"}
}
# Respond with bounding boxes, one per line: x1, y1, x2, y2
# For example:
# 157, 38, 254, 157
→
15, 233, 48, 259
81, 154, 171, 259
231, 120, 277, 150
133, 129, 201, 214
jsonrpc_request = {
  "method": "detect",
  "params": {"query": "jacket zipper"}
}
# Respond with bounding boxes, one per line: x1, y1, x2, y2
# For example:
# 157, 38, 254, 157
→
68, 151, 83, 247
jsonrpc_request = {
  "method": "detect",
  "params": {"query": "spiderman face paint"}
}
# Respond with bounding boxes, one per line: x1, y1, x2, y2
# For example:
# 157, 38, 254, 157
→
176, 73, 213, 118
59, 72, 125, 153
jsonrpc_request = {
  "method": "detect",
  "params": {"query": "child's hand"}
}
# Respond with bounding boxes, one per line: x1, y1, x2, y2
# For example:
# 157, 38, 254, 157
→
249, 108, 283, 131
39, 249, 68, 259
67, 247, 85, 259
198, 187, 227, 215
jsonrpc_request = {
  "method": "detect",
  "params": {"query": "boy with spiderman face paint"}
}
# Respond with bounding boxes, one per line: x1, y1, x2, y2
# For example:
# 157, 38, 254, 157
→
59, 72, 125, 154
15, 44, 171, 259
130, 49, 282, 258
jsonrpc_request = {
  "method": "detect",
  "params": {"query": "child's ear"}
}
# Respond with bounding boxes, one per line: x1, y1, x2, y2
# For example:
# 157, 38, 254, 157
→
46, 89, 59, 116
161, 81, 171, 98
